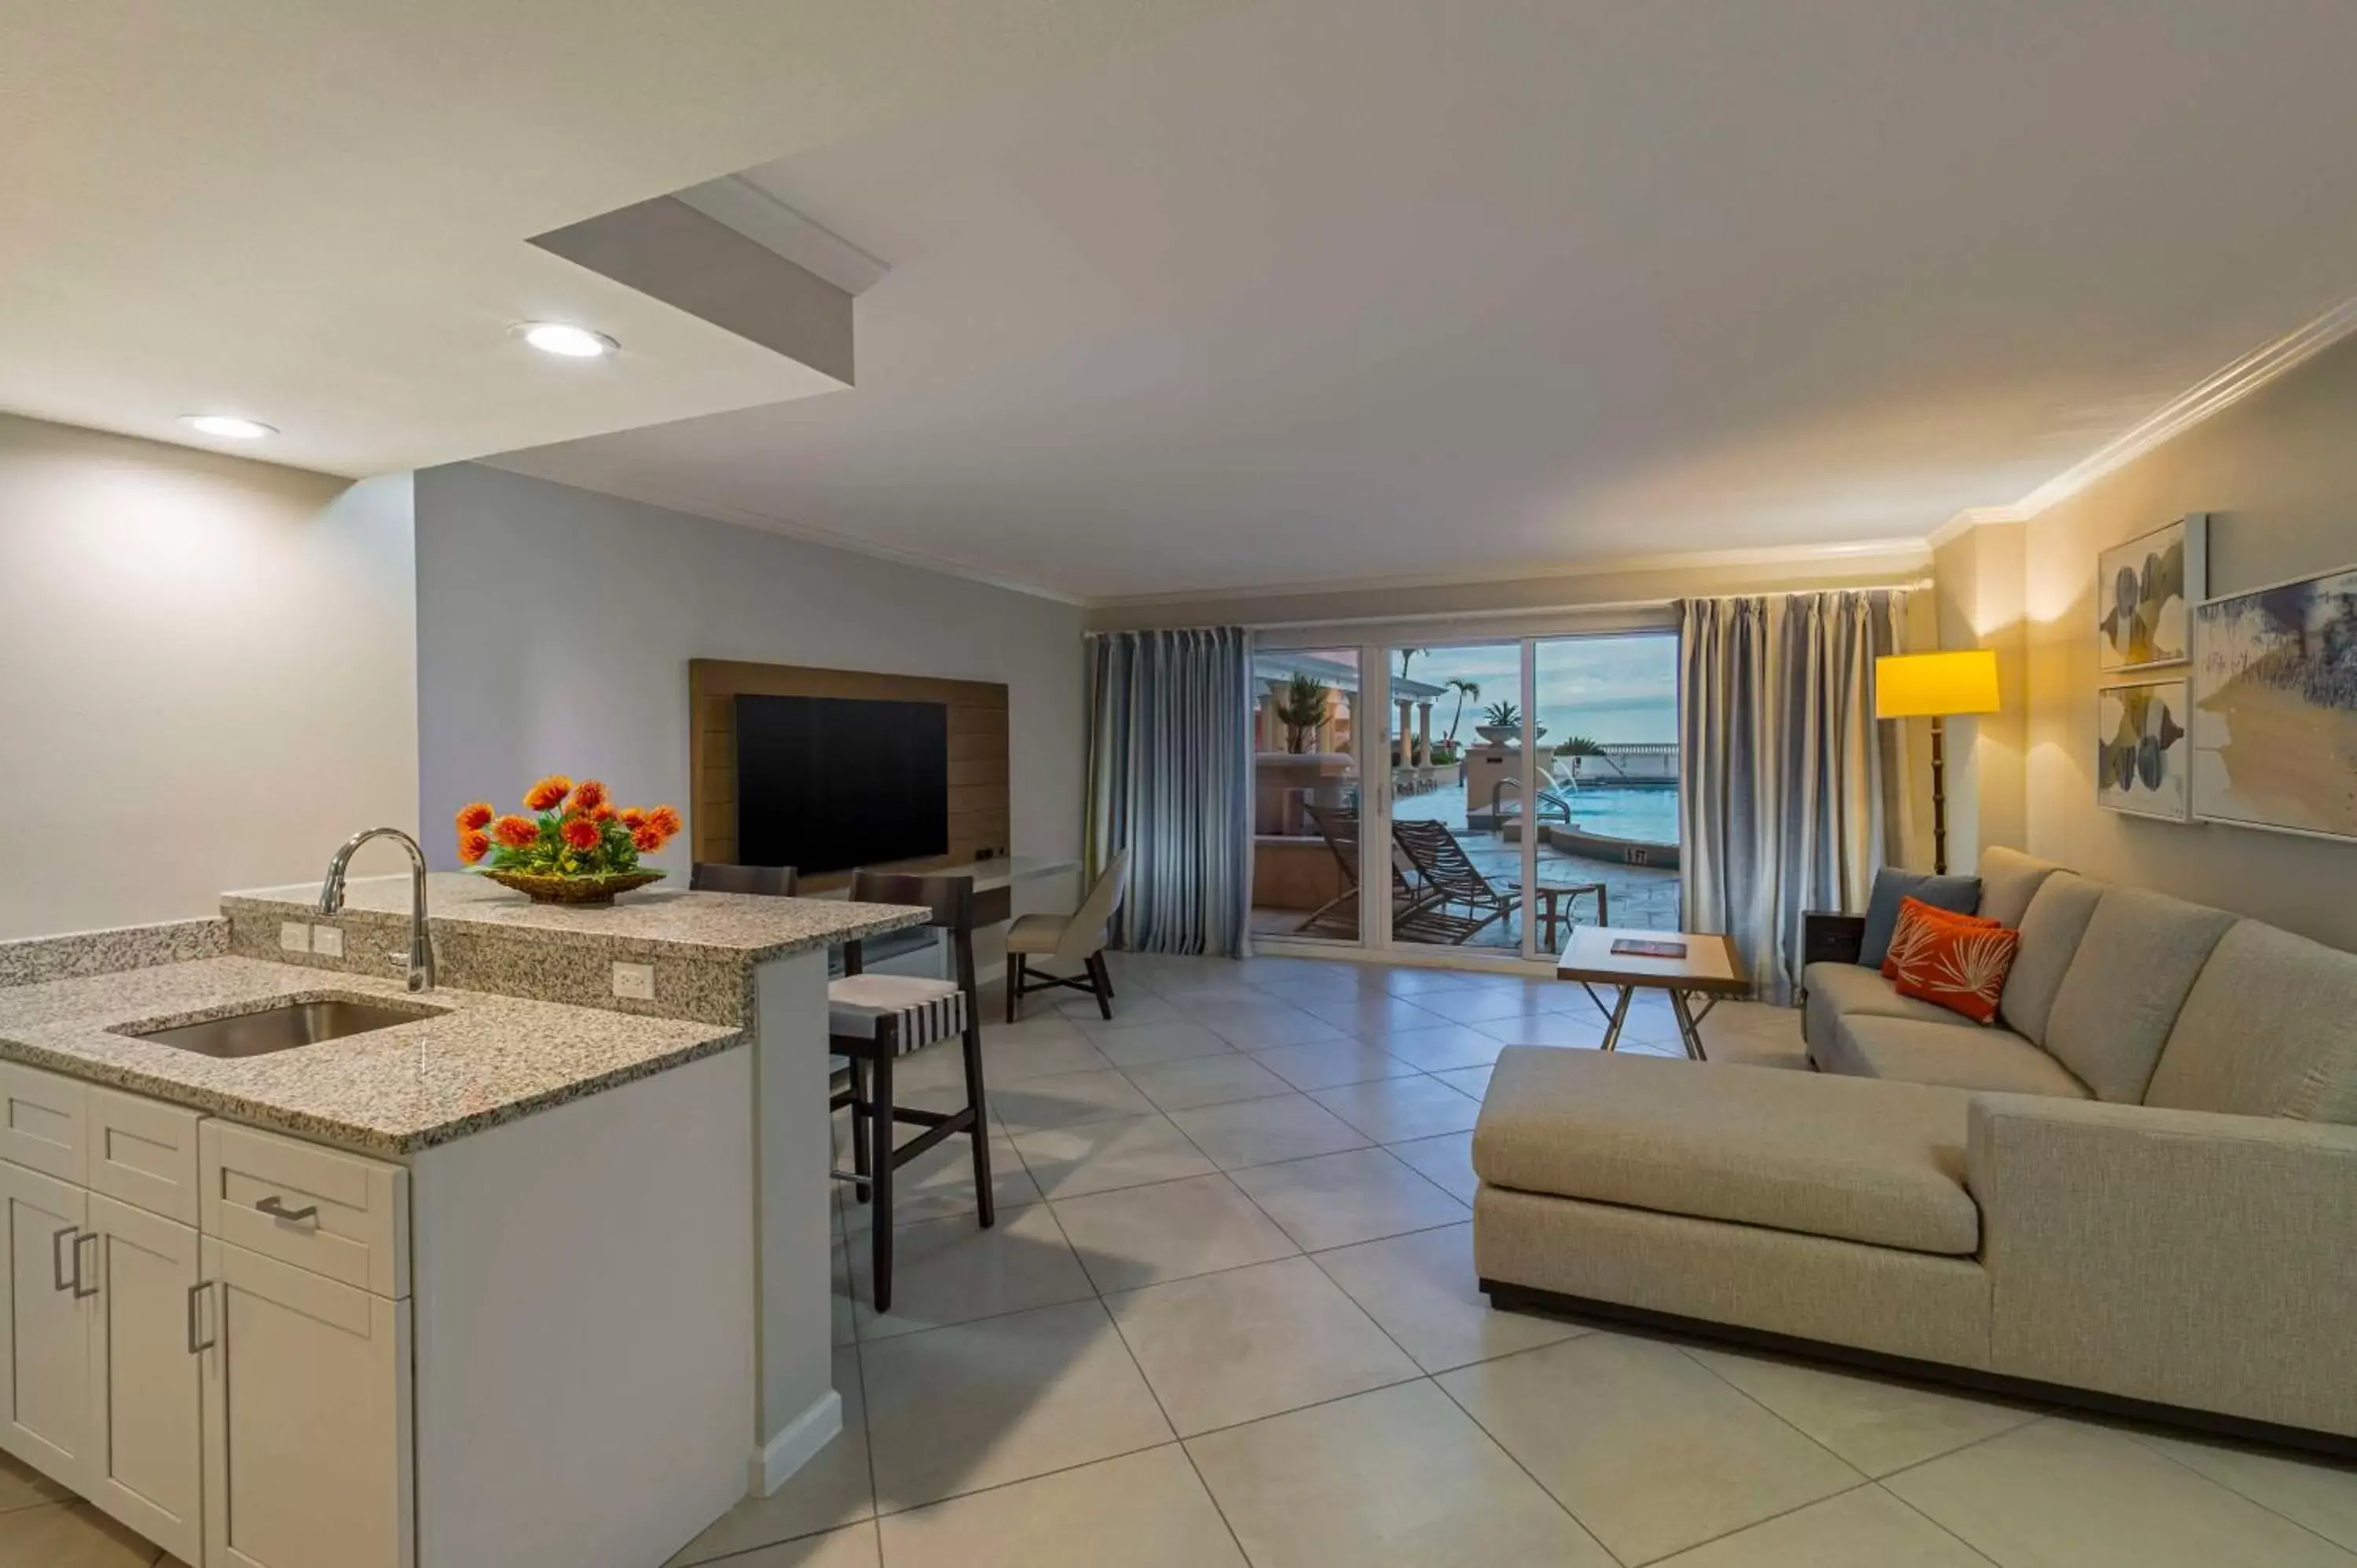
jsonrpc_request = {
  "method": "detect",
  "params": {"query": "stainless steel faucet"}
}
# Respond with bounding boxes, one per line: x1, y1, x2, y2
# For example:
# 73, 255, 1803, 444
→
317, 827, 436, 991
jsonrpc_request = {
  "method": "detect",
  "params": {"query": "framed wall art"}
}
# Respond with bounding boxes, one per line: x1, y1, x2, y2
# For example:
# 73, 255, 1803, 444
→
2189, 562, 2357, 844
2096, 678, 2191, 822
2099, 514, 2206, 672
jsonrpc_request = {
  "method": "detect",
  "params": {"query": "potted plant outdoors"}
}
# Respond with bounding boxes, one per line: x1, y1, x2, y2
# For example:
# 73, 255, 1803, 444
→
454, 775, 683, 905
1474, 699, 1545, 747
1274, 672, 1332, 754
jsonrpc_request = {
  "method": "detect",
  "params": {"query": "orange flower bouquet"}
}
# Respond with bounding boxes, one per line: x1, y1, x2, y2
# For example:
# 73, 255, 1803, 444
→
454, 777, 681, 904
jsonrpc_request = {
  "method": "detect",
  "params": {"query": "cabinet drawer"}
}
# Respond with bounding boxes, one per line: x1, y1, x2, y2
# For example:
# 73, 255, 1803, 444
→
86, 1088, 203, 1228
199, 1123, 408, 1299
0, 1062, 87, 1185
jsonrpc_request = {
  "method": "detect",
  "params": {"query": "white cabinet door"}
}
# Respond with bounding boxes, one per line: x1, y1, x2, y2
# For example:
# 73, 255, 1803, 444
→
200, 1237, 412, 1568
86, 1195, 202, 1564
0, 1160, 94, 1490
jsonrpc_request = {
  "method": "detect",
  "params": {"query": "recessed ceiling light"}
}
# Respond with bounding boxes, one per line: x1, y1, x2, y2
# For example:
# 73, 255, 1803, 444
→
182, 415, 276, 440
519, 322, 618, 358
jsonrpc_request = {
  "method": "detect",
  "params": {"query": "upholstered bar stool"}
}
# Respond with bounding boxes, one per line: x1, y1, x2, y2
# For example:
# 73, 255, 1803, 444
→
827, 871, 992, 1313
1006, 850, 1132, 1023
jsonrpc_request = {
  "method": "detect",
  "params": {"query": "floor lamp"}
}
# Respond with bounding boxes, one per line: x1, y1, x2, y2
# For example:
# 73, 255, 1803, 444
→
1874, 650, 2000, 876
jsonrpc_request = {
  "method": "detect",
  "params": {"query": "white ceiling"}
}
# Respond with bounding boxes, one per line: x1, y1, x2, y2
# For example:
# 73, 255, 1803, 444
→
492, 0, 2357, 602
0, 2, 1234, 475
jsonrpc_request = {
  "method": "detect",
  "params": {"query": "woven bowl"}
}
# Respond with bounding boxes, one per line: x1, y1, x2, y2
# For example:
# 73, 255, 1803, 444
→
478, 869, 665, 907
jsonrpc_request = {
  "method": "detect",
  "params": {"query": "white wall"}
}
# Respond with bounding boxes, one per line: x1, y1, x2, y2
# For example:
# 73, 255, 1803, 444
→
0, 414, 419, 940
413, 463, 1087, 877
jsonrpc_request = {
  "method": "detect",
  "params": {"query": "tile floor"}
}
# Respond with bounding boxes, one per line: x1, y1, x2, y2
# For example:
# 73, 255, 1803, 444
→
9, 951, 2354, 1567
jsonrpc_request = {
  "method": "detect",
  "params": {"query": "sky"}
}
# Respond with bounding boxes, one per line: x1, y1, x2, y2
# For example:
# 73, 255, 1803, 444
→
1395, 635, 1677, 746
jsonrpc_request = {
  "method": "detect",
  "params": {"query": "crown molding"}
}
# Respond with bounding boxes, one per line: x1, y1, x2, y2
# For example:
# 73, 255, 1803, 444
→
1930, 284, 2357, 548
673, 176, 891, 297
1088, 536, 1932, 614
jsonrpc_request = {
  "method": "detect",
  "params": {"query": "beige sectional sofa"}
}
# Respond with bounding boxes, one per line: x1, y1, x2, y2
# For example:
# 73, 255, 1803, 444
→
1472, 847, 2357, 1449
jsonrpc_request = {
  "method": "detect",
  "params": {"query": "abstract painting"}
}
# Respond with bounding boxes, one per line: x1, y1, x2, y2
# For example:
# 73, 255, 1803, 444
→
2099, 514, 2206, 671
2190, 564, 2357, 843
2097, 679, 2190, 821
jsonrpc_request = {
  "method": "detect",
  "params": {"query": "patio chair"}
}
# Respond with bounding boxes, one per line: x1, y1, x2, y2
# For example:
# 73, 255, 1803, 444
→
1298, 804, 1462, 941
1390, 818, 1523, 943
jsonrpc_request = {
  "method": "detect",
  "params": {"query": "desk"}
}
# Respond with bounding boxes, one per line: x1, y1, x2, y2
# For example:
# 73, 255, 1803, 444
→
1555, 925, 1747, 1059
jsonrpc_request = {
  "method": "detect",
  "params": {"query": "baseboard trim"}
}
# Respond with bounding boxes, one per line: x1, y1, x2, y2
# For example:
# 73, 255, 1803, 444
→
750, 1389, 844, 1497
1480, 1279, 2355, 1461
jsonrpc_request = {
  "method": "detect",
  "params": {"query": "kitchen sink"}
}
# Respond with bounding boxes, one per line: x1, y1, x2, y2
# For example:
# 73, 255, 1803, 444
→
122, 997, 444, 1059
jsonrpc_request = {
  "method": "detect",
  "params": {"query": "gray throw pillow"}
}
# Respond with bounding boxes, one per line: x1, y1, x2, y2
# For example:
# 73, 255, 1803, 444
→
1857, 869, 1982, 969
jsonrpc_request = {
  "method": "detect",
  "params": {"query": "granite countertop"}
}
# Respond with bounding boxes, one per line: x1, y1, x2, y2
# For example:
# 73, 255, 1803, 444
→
0, 956, 741, 1156
222, 873, 930, 962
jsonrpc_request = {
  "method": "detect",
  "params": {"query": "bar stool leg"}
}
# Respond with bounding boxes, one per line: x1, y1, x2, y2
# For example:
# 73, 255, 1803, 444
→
848, 1057, 871, 1203
869, 1030, 896, 1314
961, 1012, 994, 1229
1006, 953, 1024, 1024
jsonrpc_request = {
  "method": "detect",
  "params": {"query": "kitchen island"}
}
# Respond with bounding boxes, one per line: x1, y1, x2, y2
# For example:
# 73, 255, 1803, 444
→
0, 873, 927, 1568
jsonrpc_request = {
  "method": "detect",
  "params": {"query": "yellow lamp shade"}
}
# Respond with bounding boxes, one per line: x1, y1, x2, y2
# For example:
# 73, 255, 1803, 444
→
1875, 650, 2000, 720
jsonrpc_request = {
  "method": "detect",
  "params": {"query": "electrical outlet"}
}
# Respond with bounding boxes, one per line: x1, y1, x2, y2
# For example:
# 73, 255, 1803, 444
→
279, 922, 311, 954
611, 961, 655, 1002
310, 925, 345, 958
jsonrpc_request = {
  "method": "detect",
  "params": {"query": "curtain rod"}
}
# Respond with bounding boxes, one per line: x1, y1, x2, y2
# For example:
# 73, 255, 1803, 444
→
1097, 578, 1930, 634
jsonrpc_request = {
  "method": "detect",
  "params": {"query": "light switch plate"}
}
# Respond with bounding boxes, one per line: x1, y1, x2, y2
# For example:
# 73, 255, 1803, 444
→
279, 922, 311, 954
611, 961, 656, 1001
310, 925, 345, 958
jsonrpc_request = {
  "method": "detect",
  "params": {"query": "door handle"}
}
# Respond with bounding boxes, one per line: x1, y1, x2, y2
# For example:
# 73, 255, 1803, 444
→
255, 1195, 319, 1226
51, 1225, 77, 1291
72, 1231, 98, 1299
186, 1281, 216, 1354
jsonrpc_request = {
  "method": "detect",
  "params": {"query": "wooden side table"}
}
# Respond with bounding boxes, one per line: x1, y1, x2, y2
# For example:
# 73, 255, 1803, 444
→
1554, 925, 1748, 1060
1532, 878, 1608, 949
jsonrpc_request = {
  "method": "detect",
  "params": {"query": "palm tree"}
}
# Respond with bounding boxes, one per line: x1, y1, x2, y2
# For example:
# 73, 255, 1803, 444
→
1397, 647, 1425, 682
1442, 678, 1481, 744
1274, 672, 1330, 754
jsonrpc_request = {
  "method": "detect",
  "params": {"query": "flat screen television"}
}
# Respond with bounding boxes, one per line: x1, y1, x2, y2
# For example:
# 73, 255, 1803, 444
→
735, 694, 949, 876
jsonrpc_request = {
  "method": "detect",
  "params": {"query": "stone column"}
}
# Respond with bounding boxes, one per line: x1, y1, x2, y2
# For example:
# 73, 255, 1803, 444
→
1395, 698, 1413, 768
1416, 702, 1432, 766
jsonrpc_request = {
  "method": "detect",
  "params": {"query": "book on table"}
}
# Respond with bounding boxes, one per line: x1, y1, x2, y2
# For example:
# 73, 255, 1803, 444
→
1610, 938, 1688, 959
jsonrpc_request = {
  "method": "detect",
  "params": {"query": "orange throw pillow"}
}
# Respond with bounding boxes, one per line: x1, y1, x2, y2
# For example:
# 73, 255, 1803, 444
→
1881, 896, 2000, 980
1890, 916, 2021, 1025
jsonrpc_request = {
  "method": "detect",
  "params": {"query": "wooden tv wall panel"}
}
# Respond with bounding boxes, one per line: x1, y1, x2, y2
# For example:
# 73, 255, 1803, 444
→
688, 658, 1011, 892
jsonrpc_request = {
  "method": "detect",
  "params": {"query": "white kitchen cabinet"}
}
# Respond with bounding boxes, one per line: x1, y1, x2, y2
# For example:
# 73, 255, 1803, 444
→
0, 1159, 94, 1492
88, 1194, 203, 1564
201, 1235, 412, 1568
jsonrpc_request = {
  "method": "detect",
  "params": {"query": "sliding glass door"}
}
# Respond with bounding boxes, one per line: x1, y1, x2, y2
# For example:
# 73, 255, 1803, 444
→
1252, 625, 1681, 966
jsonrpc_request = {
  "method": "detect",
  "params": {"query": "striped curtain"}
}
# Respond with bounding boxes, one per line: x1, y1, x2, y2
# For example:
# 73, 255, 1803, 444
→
1085, 628, 1253, 956
1680, 591, 1906, 1003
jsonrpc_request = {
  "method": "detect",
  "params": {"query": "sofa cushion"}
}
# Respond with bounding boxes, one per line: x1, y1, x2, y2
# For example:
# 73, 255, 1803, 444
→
2044, 888, 2238, 1105
1475, 1048, 1980, 1255
1976, 845, 2065, 929
1890, 909, 2021, 1024
1802, 960, 1973, 1046
1998, 871, 2105, 1046
2146, 921, 2357, 1123
1859, 869, 1982, 969
1819, 1015, 2091, 1098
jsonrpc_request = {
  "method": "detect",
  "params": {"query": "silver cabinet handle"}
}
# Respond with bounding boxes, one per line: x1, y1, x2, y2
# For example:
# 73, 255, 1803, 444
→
186, 1281, 215, 1354
72, 1231, 98, 1299
255, 1195, 319, 1225
51, 1225, 76, 1292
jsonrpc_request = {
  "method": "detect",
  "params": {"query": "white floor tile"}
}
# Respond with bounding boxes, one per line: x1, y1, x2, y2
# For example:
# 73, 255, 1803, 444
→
859, 1299, 1172, 1512
1651, 1485, 1990, 1567
992, 1068, 1159, 1134
1164, 1093, 1372, 1170
977, 1024, 1116, 1084
1885, 1417, 2357, 1568
1683, 1344, 2036, 1477
2134, 1430, 2357, 1553
1438, 1332, 1864, 1564
1310, 1075, 1483, 1143
1186, 1381, 1615, 1568
1472, 1011, 1611, 1048
1427, 1063, 1493, 1098
0, 1498, 161, 1568
1250, 1037, 1417, 1091
1367, 1022, 1508, 1072
876, 1446, 1245, 1568
1050, 1172, 1299, 1291
849, 1203, 1094, 1341
1384, 1129, 1478, 1200
1301, 994, 1458, 1038
1010, 1113, 1218, 1200
1120, 1051, 1293, 1112
1310, 1222, 1582, 1373
1228, 1145, 1467, 1252
839, 1133, 1036, 1234
1083, 1020, 1239, 1068
1175, 998, 1347, 1050
1106, 1255, 1419, 1436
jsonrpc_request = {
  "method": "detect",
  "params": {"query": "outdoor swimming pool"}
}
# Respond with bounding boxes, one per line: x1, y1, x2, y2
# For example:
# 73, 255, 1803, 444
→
1557, 783, 1678, 844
